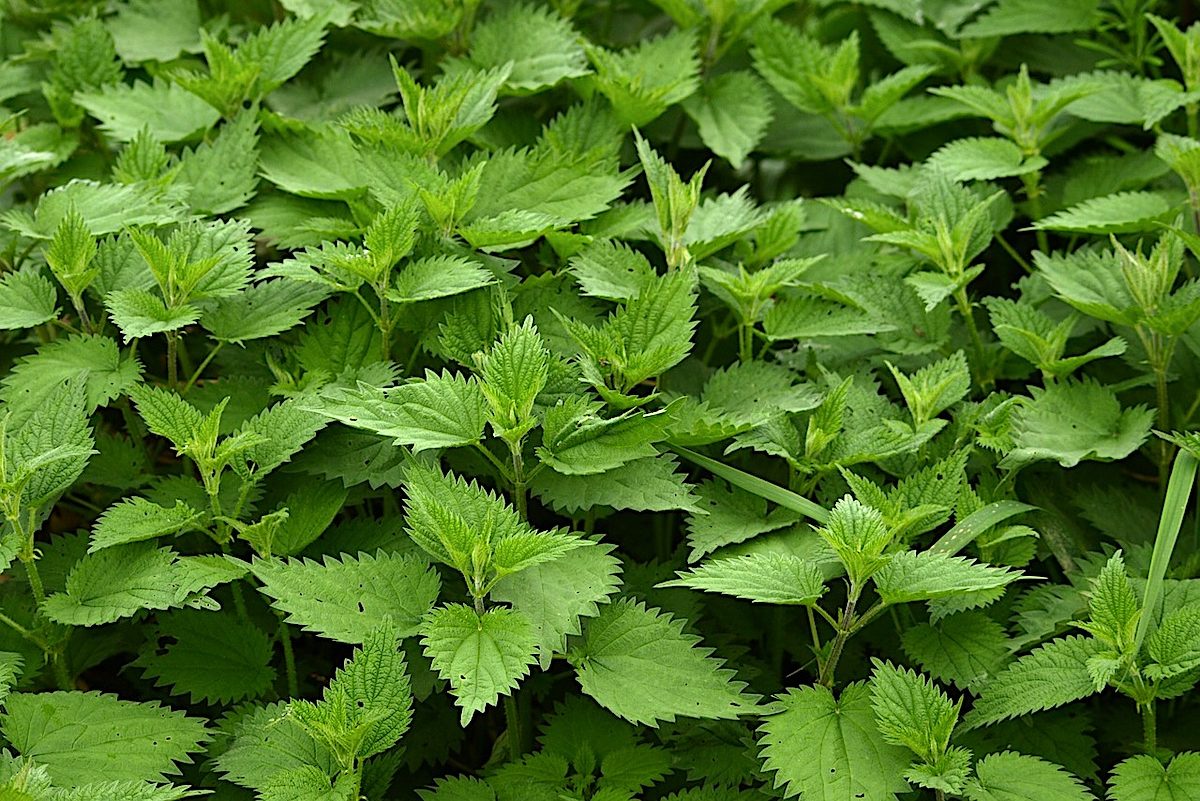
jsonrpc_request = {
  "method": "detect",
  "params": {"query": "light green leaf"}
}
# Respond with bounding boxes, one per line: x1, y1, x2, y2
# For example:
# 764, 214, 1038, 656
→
759, 682, 912, 801
682, 71, 772, 166
1032, 191, 1174, 234
873, 551, 1021, 605
570, 599, 759, 726
89, 497, 204, 552
420, 604, 539, 725
0, 334, 140, 427
252, 550, 441, 643
926, 137, 1047, 181
1004, 380, 1153, 468
531, 454, 700, 514
0, 691, 208, 785
0, 270, 59, 329
75, 80, 220, 143
492, 539, 623, 669
1109, 753, 1200, 801
964, 752, 1093, 801
659, 553, 826, 605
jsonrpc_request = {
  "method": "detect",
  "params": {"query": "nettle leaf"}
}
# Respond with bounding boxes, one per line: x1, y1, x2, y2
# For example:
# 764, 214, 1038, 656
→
88, 497, 204, 552
42, 543, 196, 626
216, 702, 338, 792
684, 479, 803, 561
420, 604, 539, 726
964, 752, 1093, 801
1004, 380, 1153, 468
901, 611, 1012, 691
451, 3, 589, 93
0, 691, 208, 785
0, 270, 59, 329
75, 80, 220, 143
659, 553, 827, 606
316, 371, 488, 452
531, 453, 701, 514
0, 334, 140, 426
569, 598, 760, 726
963, 636, 1105, 729
107, 0, 202, 63
873, 551, 1022, 605
134, 609, 275, 704
491, 539, 623, 669
537, 400, 671, 475
1109, 753, 1200, 801
868, 661, 960, 764
959, 0, 1100, 38
252, 550, 441, 643
1032, 191, 1175, 234
759, 682, 912, 801
682, 70, 773, 167
925, 137, 1047, 181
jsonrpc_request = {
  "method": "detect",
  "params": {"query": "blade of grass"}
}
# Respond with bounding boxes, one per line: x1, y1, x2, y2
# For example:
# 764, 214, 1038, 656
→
927, 500, 1036, 556
669, 445, 830, 524
1135, 448, 1199, 652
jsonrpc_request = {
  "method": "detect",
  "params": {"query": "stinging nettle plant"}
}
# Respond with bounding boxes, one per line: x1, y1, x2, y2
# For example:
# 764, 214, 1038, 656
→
1, 1, 1200, 800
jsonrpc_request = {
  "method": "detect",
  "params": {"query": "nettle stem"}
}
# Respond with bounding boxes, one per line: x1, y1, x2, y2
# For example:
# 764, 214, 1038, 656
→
738, 322, 754, 364
953, 287, 988, 385
1142, 699, 1157, 755
509, 442, 528, 521
818, 584, 861, 687
1021, 171, 1049, 253
166, 329, 180, 389
279, 618, 299, 698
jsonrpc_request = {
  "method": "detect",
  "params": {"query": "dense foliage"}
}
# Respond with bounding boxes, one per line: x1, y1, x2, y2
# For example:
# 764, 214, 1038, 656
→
3, 0, 1200, 798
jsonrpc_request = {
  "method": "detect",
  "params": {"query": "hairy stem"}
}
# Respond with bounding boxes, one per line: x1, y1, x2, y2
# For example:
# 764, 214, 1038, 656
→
166, 329, 179, 389
509, 441, 527, 521
1142, 699, 1157, 755
504, 693, 526, 762
818, 585, 860, 688
953, 287, 988, 386
279, 618, 299, 698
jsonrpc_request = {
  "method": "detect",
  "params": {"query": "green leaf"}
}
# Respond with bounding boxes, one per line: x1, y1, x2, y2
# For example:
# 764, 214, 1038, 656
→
570, 598, 759, 726
1077, 552, 1139, 651
671, 446, 829, 525
89, 497, 203, 552
1109, 753, 1200, 801
202, 279, 329, 343
291, 623, 412, 760
0, 691, 208, 785
682, 71, 773, 167
873, 551, 1021, 605
390, 255, 496, 303
959, 0, 1100, 38
1032, 191, 1174, 234
3, 179, 184, 238
316, 371, 488, 452
683, 479, 804, 561
963, 636, 1104, 729
964, 752, 1093, 801
0, 270, 59, 329
531, 454, 700, 514
134, 609, 275, 704
258, 128, 367, 199
0, 334, 140, 427
538, 401, 670, 475
869, 661, 959, 764
252, 550, 441, 643
76, 80, 220, 143
888, 351, 971, 426
1146, 603, 1200, 679
42, 543, 192, 626
106, 0, 201, 63
659, 553, 826, 605
1004, 380, 1153, 468
587, 30, 699, 126
902, 611, 1012, 691
758, 682, 912, 801
926, 137, 1047, 181
175, 111, 260, 215
106, 288, 199, 340
454, 4, 589, 93
420, 604, 539, 725
216, 702, 337, 792
492, 539, 623, 669
478, 318, 549, 439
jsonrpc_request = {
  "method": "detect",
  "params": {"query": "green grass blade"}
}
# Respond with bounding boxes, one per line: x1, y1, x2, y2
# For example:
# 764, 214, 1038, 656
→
927, 500, 1036, 556
669, 446, 830, 524
1135, 449, 1199, 652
